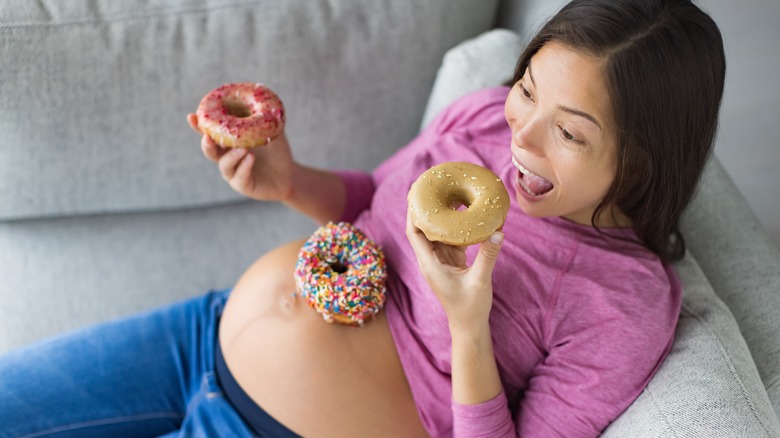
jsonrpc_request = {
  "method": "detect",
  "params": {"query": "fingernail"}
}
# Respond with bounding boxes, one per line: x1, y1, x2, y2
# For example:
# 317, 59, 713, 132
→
490, 232, 503, 244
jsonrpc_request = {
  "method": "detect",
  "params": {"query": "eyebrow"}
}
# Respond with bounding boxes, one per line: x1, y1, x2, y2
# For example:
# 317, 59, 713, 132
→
527, 61, 603, 130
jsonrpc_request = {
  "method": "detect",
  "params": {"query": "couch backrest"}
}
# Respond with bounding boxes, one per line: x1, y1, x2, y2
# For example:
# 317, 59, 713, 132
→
0, 0, 499, 220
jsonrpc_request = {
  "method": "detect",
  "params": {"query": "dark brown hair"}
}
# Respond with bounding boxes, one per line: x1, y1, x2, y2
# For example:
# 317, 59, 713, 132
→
512, 0, 726, 262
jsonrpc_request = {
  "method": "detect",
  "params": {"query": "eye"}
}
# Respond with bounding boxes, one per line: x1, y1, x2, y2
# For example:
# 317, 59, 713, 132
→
518, 83, 535, 102
558, 126, 585, 145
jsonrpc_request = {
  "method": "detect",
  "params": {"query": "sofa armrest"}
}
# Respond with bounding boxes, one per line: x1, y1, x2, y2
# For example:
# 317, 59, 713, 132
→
681, 157, 780, 414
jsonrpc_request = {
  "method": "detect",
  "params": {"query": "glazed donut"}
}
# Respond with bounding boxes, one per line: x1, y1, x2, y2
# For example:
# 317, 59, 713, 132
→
408, 161, 510, 246
196, 82, 285, 148
294, 222, 387, 327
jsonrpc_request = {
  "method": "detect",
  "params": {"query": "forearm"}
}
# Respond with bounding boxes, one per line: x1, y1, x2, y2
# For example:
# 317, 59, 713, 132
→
283, 163, 347, 224
450, 321, 503, 405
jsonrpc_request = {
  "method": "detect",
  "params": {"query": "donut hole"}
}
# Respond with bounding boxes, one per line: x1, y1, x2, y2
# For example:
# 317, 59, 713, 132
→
446, 192, 472, 211
329, 261, 349, 274
450, 201, 469, 211
223, 98, 252, 118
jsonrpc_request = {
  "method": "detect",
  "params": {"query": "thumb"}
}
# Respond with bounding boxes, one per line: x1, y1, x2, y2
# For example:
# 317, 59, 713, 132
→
187, 113, 202, 134
472, 231, 503, 279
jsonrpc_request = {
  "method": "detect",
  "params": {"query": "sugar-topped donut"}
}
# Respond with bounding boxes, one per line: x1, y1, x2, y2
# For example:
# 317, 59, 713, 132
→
294, 222, 387, 327
196, 82, 285, 148
408, 161, 510, 246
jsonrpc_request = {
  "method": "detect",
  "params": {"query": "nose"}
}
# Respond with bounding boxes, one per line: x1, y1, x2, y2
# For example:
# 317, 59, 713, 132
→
513, 111, 545, 157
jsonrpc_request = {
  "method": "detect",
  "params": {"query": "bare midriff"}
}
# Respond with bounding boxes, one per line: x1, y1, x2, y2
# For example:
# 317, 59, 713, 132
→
219, 239, 429, 437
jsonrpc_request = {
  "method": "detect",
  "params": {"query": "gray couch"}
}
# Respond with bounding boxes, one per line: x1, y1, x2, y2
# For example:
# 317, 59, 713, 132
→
1, 1, 779, 436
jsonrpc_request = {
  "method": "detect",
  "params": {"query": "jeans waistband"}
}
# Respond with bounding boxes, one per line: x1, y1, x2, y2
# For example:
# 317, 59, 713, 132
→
215, 326, 300, 437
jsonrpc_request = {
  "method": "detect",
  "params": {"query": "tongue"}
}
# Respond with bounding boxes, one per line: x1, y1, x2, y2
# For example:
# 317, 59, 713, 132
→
524, 172, 554, 195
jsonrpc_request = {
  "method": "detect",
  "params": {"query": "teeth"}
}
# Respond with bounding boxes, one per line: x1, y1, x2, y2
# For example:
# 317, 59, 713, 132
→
512, 156, 530, 176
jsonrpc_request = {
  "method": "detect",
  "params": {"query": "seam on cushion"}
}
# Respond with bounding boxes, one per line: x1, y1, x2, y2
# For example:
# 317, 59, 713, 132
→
17, 412, 185, 438
681, 301, 774, 437
645, 386, 679, 438
0, 0, 273, 28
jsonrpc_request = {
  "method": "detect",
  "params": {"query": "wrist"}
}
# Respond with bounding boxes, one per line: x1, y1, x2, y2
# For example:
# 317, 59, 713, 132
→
450, 320, 502, 405
448, 313, 491, 338
450, 324, 493, 357
280, 161, 303, 204
281, 163, 347, 224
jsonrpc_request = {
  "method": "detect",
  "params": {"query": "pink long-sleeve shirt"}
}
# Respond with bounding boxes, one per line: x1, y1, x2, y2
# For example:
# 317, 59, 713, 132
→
336, 87, 681, 437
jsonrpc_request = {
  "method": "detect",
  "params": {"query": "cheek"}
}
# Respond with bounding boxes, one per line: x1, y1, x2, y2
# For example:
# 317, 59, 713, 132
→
586, 159, 618, 199
504, 99, 518, 125
556, 153, 617, 198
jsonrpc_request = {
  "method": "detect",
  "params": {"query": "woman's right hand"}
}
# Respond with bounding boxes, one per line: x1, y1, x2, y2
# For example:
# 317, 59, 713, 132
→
187, 113, 296, 202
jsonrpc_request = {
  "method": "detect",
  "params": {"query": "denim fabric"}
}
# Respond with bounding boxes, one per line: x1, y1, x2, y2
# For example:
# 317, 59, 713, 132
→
0, 290, 260, 438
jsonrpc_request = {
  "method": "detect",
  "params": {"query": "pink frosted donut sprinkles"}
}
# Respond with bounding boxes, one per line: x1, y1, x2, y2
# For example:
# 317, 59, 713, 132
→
294, 222, 387, 327
196, 82, 285, 148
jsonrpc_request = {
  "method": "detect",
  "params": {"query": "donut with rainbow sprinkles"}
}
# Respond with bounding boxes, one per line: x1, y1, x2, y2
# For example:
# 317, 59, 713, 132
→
294, 222, 387, 327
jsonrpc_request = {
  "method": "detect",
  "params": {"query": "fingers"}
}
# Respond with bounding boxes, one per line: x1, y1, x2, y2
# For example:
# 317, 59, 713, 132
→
190, 112, 258, 194
472, 232, 504, 280
232, 150, 255, 186
218, 148, 250, 181
190, 113, 233, 162
407, 207, 503, 283
187, 113, 201, 134
201, 134, 227, 161
405, 209, 436, 267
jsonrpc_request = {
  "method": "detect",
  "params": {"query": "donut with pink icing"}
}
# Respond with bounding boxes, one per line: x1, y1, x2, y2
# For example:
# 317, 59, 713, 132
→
196, 82, 285, 148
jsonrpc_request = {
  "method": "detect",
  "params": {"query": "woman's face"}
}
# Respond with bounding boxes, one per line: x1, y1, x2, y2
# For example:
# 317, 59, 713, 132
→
505, 41, 626, 227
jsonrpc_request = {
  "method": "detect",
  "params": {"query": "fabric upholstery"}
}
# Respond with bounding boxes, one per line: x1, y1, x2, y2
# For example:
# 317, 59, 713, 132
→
681, 158, 780, 419
0, 0, 501, 351
0, 200, 315, 353
603, 253, 780, 436
0, 0, 498, 220
420, 29, 523, 130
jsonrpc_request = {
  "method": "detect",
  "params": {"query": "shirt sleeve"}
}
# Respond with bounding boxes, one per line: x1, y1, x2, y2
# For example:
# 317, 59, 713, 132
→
452, 390, 516, 438
333, 169, 375, 223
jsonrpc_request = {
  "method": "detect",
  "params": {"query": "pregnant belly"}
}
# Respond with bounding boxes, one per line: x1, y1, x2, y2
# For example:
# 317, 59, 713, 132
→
218, 239, 428, 437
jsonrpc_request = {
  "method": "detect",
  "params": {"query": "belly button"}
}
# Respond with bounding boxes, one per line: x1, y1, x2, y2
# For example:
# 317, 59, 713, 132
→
280, 293, 298, 314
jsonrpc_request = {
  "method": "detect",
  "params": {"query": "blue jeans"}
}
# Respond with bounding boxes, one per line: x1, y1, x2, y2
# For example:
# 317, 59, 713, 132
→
0, 290, 261, 438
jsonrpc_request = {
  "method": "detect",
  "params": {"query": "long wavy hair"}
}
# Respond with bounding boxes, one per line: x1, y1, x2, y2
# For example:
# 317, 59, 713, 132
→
512, 0, 726, 262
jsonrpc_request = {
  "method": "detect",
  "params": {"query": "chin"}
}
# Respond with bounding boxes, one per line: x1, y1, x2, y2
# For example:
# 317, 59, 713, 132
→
514, 190, 550, 218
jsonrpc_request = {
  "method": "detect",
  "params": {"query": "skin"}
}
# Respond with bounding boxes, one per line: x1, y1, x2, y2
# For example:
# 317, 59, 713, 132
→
506, 41, 630, 228
185, 41, 627, 415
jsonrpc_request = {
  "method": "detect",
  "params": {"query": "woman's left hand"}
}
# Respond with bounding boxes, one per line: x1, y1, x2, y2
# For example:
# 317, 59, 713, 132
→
405, 210, 504, 333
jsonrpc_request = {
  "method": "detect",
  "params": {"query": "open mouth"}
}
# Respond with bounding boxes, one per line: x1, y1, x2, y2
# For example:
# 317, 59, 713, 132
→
512, 156, 554, 197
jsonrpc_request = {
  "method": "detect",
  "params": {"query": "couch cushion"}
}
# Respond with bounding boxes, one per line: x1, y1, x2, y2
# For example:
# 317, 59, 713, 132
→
420, 28, 523, 130
0, 200, 315, 354
0, 0, 499, 220
602, 253, 780, 436
681, 158, 780, 419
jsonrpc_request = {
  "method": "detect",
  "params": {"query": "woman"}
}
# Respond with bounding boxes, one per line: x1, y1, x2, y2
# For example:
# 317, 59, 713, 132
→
0, 0, 725, 436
